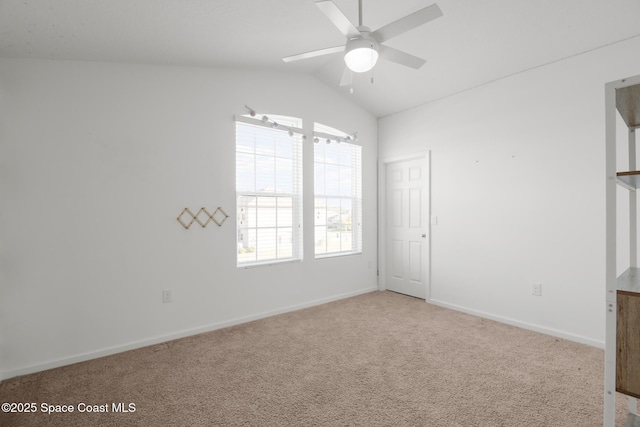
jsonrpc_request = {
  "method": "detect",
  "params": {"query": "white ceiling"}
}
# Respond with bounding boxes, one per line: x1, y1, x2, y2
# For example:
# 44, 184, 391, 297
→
1, 0, 639, 117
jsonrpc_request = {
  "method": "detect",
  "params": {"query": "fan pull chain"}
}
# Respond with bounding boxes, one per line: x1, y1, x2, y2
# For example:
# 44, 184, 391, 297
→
372, 40, 376, 84
370, 43, 375, 84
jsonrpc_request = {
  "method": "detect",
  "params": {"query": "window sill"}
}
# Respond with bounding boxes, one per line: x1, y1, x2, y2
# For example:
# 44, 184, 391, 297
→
237, 258, 302, 269
314, 251, 362, 260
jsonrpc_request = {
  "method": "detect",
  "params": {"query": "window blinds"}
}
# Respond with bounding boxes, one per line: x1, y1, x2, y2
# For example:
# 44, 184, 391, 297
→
314, 140, 362, 257
236, 118, 303, 266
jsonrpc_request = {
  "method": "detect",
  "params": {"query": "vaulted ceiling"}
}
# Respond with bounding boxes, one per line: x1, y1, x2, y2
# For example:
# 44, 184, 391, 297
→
1, 0, 639, 117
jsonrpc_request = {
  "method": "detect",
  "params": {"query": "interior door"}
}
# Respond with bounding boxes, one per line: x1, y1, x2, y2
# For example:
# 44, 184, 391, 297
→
385, 156, 428, 299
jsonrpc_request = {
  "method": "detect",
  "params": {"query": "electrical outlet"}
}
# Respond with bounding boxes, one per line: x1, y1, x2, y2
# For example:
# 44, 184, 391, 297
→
532, 284, 542, 297
163, 289, 172, 303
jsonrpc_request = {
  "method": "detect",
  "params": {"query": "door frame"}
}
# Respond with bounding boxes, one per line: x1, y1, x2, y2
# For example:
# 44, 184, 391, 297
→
378, 151, 431, 300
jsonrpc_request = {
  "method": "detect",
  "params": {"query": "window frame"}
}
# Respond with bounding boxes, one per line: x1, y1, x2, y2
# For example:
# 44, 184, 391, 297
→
235, 114, 304, 268
313, 125, 363, 259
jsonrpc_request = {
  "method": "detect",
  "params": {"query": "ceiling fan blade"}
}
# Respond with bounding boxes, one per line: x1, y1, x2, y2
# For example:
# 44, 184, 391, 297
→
372, 3, 442, 43
379, 45, 426, 69
282, 45, 345, 63
315, 0, 360, 38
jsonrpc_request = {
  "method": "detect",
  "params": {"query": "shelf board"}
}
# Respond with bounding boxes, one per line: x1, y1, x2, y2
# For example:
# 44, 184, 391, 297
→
617, 83, 640, 129
617, 171, 640, 190
618, 268, 640, 293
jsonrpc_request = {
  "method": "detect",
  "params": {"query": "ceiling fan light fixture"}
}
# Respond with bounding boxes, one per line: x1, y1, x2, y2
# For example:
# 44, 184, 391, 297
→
344, 37, 379, 73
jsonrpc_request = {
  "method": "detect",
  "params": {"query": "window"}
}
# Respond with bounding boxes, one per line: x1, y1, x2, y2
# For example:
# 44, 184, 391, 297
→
314, 123, 362, 257
235, 114, 303, 266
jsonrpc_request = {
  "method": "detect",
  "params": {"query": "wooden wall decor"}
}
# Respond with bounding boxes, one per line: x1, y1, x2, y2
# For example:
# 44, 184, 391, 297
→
177, 207, 228, 229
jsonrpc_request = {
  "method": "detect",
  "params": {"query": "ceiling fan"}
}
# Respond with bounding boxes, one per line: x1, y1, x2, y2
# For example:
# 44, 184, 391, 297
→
283, 0, 442, 85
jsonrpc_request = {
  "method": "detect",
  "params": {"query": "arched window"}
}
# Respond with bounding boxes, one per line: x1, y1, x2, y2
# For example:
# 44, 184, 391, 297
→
313, 122, 362, 257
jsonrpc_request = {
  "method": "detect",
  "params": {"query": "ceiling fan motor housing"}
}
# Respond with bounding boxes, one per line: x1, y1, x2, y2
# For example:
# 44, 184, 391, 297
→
344, 27, 380, 73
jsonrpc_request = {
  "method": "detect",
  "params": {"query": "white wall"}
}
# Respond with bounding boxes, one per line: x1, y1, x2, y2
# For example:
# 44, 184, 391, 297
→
378, 37, 640, 347
0, 58, 378, 379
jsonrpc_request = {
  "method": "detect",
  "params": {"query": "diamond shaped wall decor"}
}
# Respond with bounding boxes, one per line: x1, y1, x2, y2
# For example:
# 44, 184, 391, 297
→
177, 207, 229, 229
212, 207, 228, 226
177, 208, 197, 229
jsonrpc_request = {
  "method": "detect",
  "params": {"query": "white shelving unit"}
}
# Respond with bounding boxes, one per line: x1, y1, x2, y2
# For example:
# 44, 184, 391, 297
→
605, 75, 640, 427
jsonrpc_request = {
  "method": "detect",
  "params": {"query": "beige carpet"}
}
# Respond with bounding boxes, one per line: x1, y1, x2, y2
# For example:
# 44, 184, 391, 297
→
0, 291, 630, 426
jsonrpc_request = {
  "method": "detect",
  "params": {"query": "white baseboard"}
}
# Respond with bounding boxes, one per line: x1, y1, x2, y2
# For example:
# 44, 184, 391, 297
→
428, 298, 604, 349
1, 287, 378, 382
